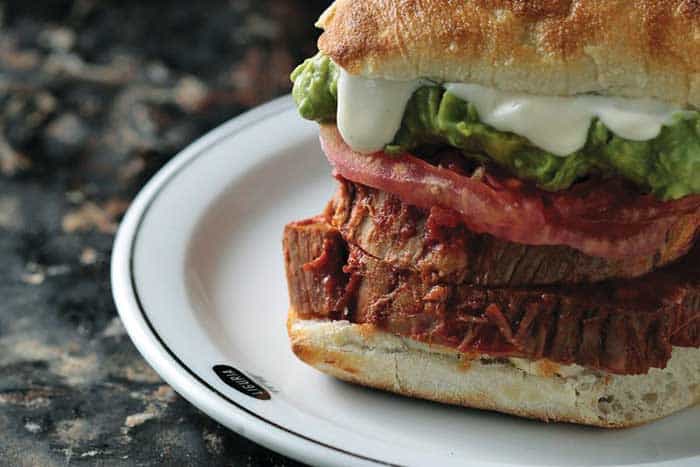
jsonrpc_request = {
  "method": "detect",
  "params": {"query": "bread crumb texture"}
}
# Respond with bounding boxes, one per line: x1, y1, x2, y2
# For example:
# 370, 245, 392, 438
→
288, 310, 700, 428
318, 0, 700, 107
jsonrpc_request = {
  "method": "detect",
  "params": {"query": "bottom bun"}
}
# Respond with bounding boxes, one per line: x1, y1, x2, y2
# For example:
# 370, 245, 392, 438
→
288, 309, 700, 428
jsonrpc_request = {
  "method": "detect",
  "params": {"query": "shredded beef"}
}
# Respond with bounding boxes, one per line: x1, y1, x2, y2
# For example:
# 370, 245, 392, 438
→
325, 179, 699, 286
283, 218, 700, 375
283, 216, 353, 321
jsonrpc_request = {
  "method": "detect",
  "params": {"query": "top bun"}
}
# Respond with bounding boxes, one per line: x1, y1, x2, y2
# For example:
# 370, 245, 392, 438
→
317, 0, 700, 107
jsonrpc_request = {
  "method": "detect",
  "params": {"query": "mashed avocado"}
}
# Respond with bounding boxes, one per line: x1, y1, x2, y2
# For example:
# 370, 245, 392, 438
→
291, 54, 700, 200
291, 53, 338, 122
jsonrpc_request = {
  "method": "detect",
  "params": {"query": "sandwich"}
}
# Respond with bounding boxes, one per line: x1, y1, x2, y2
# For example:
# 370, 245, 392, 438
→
282, 0, 700, 427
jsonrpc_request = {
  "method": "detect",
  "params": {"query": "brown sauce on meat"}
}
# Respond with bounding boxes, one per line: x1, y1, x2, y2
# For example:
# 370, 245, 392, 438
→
284, 218, 700, 374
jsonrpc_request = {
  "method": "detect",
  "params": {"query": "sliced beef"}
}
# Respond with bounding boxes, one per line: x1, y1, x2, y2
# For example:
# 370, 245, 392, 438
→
326, 179, 700, 286
283, 217, 352, 321
283, 218, 700, 375
347, 246, 700, 375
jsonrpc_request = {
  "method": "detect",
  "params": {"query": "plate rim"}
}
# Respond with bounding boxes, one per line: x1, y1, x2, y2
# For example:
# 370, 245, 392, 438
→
111, 95, 393, 467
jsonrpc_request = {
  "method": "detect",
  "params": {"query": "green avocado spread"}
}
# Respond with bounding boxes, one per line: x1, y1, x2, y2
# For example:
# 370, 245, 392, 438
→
291, 53, 700, 200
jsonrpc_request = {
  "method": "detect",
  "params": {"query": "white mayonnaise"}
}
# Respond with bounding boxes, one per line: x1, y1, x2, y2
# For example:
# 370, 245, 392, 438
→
335, 68, 680, 156
445, 83, 679, 156
337, 70, 422, 153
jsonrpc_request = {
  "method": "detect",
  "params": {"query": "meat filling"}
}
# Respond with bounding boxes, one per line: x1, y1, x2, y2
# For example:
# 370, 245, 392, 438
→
326, 179, 700, 286
284, 216, 700, 375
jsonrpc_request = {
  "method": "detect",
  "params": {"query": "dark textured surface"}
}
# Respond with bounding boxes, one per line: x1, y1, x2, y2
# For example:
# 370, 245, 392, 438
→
0, 1, 327, 465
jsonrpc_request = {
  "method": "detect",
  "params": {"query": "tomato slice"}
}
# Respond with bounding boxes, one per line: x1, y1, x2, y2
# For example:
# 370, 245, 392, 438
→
320, 125, 700, 258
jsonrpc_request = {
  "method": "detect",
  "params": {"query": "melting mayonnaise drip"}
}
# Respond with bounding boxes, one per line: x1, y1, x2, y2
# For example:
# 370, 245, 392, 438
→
337, 70, 422, 153
336, 69, 680, 156
445, 83, 679, 156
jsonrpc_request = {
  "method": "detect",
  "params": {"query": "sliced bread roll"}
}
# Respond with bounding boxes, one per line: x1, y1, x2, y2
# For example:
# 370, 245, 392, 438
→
317, 0, 700, 106
288, 310, 700, 428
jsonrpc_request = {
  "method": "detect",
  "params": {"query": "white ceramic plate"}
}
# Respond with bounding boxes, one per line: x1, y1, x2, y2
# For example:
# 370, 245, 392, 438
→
111, 96, 700, 467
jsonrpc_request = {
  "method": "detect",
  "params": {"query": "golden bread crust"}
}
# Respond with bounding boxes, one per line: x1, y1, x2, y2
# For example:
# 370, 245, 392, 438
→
287, 309, 700, 428
317, 0, 700, 106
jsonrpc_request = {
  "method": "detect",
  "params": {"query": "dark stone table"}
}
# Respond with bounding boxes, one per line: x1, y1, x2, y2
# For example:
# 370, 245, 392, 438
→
0, 2, 329, 464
